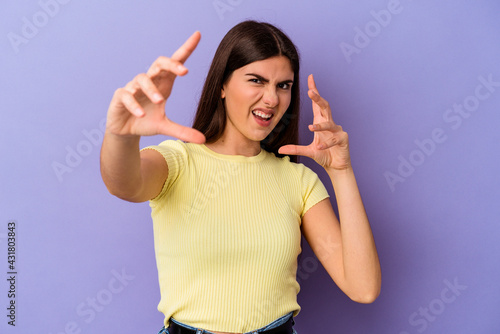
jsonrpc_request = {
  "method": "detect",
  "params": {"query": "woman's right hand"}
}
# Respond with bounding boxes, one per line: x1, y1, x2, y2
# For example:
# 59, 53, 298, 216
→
105, 31, 206, 144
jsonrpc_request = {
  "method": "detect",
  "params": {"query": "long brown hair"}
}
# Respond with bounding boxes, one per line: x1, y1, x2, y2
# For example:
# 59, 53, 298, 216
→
193, 20, 300, 162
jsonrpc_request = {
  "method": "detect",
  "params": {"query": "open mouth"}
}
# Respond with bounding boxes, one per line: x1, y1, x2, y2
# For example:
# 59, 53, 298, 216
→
252, 110, 273, 122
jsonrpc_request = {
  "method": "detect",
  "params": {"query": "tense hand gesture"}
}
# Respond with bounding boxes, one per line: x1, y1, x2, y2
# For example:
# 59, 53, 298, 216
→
279, 74, 351, 170
105, 31, 205, 144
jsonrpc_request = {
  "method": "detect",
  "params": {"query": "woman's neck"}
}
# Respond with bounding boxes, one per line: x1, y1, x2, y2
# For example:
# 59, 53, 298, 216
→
204, 136, 261, 157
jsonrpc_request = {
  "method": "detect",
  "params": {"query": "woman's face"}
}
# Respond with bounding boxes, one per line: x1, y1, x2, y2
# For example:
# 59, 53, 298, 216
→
221, 56, 294, 146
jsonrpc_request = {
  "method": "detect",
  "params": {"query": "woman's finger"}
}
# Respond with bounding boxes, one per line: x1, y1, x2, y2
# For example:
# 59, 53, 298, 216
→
123, 73, 164, 103
156, 119, 206, 144
309, 122, 342, 133
146, 31, 200, 78
308, 73, 319, 94
135, 73, 164, 103
114, 88, 145, 117
308, 74, 334, 120
146, 56, 189, 79
171, 31, 201, 63
317, 131, 349, 150
278, 144, 313, 158
316, 136, 341, 150
308, 88, 331, 113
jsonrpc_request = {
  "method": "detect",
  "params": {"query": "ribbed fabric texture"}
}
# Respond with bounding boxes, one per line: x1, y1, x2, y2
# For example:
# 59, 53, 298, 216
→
143, 140, 330, 333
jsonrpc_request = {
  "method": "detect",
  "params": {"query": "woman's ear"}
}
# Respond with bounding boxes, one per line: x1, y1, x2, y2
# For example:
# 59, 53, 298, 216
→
221, 88, 225, 99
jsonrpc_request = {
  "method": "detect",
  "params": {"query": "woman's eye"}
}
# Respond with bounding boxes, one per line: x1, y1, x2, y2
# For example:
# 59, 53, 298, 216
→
250, 78, 262, 84
278, 83, 290, 90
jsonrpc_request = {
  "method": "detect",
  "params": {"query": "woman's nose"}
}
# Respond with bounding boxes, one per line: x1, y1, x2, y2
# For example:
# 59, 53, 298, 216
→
262, 87, 279, 108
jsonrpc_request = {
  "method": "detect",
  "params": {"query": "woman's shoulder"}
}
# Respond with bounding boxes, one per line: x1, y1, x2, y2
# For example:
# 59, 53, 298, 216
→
155, 139, 189, 150
263, 152, 326, 199
264, 151, 317, 178
153, 139, 202, 157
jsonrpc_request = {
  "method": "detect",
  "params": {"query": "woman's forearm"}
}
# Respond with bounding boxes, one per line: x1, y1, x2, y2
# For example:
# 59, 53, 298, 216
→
100, 132, 143, 201
326, 166, 381, 302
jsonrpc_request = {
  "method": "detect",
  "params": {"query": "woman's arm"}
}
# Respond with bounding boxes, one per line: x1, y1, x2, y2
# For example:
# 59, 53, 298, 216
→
100, 134, 168, 202
279, 74, 381, 303
100, 31, 205, 202
301, 169, 381, 303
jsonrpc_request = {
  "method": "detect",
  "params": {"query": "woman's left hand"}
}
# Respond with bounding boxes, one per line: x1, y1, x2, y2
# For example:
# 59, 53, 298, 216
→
279, 74, 351, 170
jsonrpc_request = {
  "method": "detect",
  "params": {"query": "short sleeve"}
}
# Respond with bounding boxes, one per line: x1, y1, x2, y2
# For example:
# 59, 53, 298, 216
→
141, 139, 188, 202
296, 164, 330, 218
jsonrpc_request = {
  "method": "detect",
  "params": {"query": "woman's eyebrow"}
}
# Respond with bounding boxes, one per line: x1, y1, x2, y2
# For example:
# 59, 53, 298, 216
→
245, 73, 269, 82
245, 73, 294, 84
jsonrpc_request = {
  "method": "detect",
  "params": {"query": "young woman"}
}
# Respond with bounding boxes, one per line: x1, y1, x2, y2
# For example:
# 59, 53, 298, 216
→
100, 21, 381, 334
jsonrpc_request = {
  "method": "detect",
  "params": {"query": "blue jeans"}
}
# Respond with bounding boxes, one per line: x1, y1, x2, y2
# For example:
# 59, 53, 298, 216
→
157, 312, 297, 334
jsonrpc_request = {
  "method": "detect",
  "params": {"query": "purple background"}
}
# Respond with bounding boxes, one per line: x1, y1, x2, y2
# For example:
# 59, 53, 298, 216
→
1, 0, 499, 333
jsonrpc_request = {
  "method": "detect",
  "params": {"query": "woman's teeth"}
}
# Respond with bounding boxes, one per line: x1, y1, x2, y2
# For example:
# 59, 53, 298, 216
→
252, 110, 272, 119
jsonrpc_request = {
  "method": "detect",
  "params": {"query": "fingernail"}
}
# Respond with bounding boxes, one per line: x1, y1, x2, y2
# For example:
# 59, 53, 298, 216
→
177, 64, 187, 71
154, 93, 163, 102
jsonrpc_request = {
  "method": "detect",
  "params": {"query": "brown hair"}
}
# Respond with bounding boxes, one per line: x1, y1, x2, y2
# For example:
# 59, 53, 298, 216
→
193, 20, 300, 162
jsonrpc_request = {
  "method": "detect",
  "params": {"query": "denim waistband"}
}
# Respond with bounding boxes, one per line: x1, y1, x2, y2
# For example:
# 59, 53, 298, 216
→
158, 311, 294, 334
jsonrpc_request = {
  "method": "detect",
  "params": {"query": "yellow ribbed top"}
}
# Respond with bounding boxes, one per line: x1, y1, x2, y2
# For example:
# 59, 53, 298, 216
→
144, 140, 329, 333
